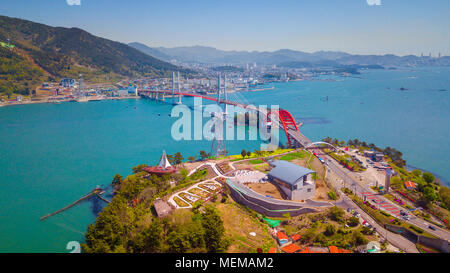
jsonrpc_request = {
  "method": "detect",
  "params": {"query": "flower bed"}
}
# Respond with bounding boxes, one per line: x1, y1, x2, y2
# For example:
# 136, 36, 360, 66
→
179, 192, 199, 204
173, 196, 190, 207
188, 188, 210, 198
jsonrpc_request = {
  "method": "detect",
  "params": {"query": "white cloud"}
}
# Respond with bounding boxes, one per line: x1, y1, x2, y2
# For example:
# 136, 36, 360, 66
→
366, 0, 381, 6
66, 0, 81, 6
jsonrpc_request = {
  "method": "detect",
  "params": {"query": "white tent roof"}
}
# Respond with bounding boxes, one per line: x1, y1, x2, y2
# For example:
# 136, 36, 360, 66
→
158, 150, 172, 169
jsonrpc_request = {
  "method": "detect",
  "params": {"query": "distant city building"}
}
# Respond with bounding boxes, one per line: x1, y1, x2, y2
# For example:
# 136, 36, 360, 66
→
60, 78, 76, 88
268, 160, 316, 201
117, 89, 129, 97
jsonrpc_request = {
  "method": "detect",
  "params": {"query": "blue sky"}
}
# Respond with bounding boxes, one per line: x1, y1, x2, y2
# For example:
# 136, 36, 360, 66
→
1, 0, 449, 55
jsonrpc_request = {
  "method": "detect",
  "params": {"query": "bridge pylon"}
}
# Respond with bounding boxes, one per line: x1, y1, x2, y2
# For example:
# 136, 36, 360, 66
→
177, 72, 182, 105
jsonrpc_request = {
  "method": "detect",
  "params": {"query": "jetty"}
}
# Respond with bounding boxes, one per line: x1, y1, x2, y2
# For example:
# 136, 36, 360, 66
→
40, 187, 111, 221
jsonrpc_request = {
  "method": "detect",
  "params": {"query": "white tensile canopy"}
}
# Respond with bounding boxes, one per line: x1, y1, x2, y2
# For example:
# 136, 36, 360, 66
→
158, 150, 172, 169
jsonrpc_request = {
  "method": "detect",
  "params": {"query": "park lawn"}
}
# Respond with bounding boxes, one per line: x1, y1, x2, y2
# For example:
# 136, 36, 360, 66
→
249, 159, 264, 164
279, 151, 308, 161
214, 202, 276, 253
229, 149, 295, 162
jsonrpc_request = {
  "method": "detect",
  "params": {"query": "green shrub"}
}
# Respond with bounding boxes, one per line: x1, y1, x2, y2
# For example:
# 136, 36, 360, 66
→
409, 225, 424, 234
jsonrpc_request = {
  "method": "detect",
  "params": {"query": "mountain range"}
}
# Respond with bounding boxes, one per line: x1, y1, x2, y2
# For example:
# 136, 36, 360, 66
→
129, 42, 450, 68
0, 15, 186, 97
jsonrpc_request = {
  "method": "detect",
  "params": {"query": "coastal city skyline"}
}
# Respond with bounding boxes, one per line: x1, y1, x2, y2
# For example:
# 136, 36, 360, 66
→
0, 0, 449, 56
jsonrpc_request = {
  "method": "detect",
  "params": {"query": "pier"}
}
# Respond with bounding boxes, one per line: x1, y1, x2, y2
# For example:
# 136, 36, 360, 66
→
40, 188, 111, 221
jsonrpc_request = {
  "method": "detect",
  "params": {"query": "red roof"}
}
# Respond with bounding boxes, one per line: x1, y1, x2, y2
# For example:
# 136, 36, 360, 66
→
329, 246, 339, 253
404, 181, 417, 189
281, 244, 301, 253
277, 231, 289, 241
268, 247, 277, 254
291, 234, 302, 242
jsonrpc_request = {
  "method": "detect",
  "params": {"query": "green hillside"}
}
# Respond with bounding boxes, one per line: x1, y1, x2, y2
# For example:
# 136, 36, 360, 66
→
0, 15, 186, 97
0, 46, 46, 98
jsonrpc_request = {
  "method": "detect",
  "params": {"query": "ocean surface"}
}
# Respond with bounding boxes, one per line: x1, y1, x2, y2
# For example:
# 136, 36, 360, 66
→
0, 67, 448, 252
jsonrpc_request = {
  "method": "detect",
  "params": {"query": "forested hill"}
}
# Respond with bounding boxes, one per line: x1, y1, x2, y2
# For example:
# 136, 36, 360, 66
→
0, 15, 186, 96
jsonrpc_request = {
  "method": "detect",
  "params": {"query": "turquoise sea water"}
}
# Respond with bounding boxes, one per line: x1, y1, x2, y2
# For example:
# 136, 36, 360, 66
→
0, 67, 448, 252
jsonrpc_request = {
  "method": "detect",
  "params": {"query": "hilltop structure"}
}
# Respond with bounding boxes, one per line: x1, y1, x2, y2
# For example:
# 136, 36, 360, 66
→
144, 150, 177, 175
268, 160, 316, 201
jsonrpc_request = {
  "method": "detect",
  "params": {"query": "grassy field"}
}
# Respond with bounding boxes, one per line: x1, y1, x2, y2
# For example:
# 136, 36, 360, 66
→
278, 151, 308, 161
214, 201, 276, 253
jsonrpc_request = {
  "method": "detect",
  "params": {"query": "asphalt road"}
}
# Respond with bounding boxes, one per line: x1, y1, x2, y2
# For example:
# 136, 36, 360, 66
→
336, 195, 419, 253
322, 154, 450, 241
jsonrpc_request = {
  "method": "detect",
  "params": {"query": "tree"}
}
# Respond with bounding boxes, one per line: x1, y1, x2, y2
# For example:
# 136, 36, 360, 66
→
112, 174, 123, 186
328, 206, 344, 223
241, 149, 247, 159
142, 218, 163, 253
439, 187, 450, 209
351, 231, 368, 246
173, 152, 184, 165
422, 186, 438, 202
187, 156, 196, 163
324, 224, 336, 236
167, 220, 206, 253
201, 205, 228, 253
412, 169, 422, 177
328, 191, 338, 201
247, 151, 252, 157
390, 176, 403, 189
348, 216, 360, 227
199, 151, 209, 160
422, 172, 435, 184
132, 164, 148, 174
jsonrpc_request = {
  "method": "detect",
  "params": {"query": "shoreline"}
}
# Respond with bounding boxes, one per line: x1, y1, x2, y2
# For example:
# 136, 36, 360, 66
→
0, 96, 141, 108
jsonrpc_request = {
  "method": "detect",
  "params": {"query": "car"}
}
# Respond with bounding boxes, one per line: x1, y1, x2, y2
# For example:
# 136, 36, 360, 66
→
347, 208, 351, 213
429, 226, 436, 231
355, 213, 361, 218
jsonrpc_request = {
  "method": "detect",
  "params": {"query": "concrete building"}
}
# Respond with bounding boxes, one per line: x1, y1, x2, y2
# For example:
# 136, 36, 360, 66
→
153, 198, 173, 218
363, 150, 384, 162
268, 160, 316, 201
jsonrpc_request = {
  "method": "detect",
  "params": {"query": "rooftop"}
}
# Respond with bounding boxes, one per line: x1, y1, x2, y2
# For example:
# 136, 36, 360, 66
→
268, 160, 315, 186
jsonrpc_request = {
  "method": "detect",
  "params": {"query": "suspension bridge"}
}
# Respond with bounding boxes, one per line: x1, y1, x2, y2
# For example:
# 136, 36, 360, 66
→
138, 73, 311, 149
